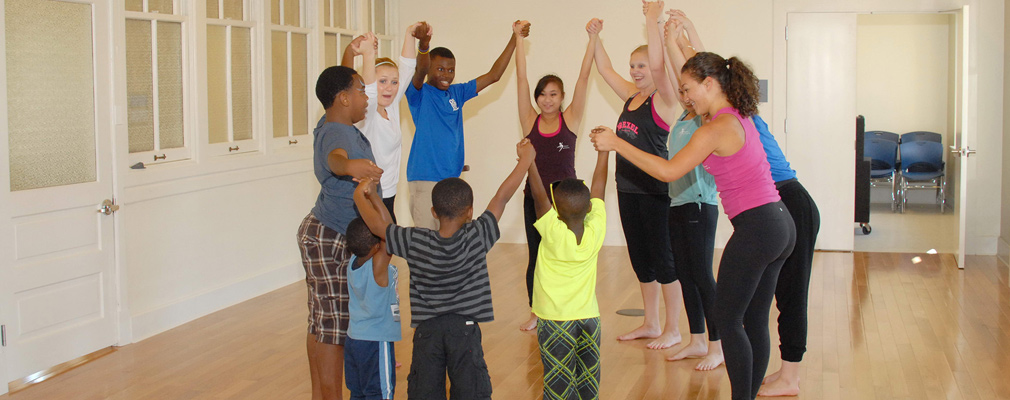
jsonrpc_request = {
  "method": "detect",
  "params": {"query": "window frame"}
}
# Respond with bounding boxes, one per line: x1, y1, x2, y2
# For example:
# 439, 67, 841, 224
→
267, 0, 313, 150
202, 0, 261, 157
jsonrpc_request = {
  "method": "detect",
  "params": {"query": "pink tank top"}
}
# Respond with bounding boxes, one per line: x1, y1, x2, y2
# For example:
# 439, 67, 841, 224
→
701, 107, 780, 219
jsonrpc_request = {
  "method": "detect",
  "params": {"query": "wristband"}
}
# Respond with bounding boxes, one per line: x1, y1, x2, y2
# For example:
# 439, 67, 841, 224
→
418, 46, 429, 55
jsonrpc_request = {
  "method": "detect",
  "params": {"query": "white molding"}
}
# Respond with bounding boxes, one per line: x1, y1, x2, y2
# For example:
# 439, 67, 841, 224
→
995, 236, 1009, 265
129, 261, 303, 343
123, 158, 312, 203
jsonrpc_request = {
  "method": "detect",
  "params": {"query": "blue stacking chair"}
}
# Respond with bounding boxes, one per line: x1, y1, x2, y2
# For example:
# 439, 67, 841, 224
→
900, 131, 942, 144
864, 138, 899, 211
865, 130, 899, 144
898, 140, 945, 213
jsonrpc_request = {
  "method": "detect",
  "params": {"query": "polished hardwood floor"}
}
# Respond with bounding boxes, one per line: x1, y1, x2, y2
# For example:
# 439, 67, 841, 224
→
3, 245, 1009, 399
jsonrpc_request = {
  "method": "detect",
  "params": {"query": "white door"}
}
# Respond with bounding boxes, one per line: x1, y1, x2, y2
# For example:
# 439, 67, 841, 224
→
0, 0, 119, 388
786, 12, 858, 251
948, 5, 971, 268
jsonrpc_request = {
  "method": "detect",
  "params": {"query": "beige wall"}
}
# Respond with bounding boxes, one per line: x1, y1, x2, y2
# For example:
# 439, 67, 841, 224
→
396, 0, 1005, 253
856, 14, 951, 138
1001, 0, 1010, 264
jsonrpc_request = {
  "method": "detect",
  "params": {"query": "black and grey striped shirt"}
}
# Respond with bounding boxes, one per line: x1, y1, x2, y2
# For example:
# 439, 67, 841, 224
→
386, 211, 500, 327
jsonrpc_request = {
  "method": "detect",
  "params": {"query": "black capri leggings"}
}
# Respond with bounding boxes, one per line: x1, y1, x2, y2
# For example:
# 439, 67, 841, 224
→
669, 202, 719, 341
618, 192, 677, 284
773, 179, 821, 362
715, 201, 796, 400
523, 193, 541, 306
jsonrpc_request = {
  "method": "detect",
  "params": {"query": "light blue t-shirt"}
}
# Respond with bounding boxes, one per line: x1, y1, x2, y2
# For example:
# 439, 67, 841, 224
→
753, 115, 797, 183
668, 111, 718, 207
347, 255, 402, 343
311, 117, 381, 234
404, 80, 479, 182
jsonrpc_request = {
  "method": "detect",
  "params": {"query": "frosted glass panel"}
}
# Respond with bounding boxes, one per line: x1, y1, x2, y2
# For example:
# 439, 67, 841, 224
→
323, 0, 331, 28
149, 0, 173, 14
231, 27, 252, 141
272, 31, 288, 138
206, 25, 228, 144
223, 0, 243, 20
126, 20, 154, 153
7, 0, 97, 191
206, 0, 218, 19
380, 39, 393, 59
158, 21, 184, 149
270, 0, 280, 25
324, 33, 337, 67
284, 0, 300, 27
126, 0, 143, 12
340, 34, 353, 62
332, 0, 346, 28
291, 33, 308, 136
374, 0, 386, 34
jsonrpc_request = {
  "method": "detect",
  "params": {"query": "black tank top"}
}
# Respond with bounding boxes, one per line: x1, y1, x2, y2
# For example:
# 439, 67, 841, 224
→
525, 114, 577, 195
615, 92, 671, 194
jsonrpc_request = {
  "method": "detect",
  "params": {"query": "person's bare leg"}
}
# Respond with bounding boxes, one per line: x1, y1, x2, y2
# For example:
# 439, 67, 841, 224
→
307, 334, 323, 400
316, 342, 345, 400
519, 312, 538, 331
667, 333, 708, 361
695, 340, 724, 371
618, 281, 663, 341
758, 360, 801, 396
647, 281, 684, 349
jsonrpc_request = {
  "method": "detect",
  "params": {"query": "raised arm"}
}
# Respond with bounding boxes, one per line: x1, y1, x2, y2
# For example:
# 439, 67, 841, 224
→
486, 139, 535, 221
401, 21, 427, 60
475, 21, 529, 93
590, 125, 716, 182
341, 35, 364, 68
562, 20, 600, 131
669, 10, 705, 53
328, 148, 383, 182
643, 1, 678, 109
663, 19, 689, 109
592, 20, 638, 102
357, 33, 377, 84
514, 20, 538, 134
353, 177, 391, 240
589, 131, 610, 200
527, 158, 552, 219
411, 22, 432, 89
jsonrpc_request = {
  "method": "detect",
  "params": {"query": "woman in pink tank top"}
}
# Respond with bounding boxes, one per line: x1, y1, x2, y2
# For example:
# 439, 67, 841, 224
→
592, 51, 796, 400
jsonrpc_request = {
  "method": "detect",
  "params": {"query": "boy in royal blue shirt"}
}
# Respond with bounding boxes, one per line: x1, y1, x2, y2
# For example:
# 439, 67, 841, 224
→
404, 20, 530, 230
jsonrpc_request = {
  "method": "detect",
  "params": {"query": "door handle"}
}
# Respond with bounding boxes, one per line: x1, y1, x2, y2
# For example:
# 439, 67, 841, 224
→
98, 199, 120, 215
949, 146, 977, 157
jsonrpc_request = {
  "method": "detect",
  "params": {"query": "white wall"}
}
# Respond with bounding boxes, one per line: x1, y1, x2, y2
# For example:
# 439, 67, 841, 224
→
1000, 1, 1010, 265
856, 14, 951, 139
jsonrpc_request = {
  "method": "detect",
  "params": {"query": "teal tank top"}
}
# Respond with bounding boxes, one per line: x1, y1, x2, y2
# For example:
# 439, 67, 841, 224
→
347, 255, 402, 342
668, 111, 718, 207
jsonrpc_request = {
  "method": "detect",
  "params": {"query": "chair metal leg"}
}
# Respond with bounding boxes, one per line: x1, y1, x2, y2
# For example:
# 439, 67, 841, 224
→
939, 176, 946, 213
890, 175, 896, 212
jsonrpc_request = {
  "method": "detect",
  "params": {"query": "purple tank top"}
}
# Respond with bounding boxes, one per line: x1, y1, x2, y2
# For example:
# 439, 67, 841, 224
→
701, 107, 780, 219
525, 114, 577, 194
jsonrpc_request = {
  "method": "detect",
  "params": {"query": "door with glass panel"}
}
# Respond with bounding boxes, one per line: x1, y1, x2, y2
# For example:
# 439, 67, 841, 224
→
0, 0, 118, 387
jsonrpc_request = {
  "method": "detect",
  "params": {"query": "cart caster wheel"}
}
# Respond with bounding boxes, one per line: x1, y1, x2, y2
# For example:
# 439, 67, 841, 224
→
861, 224, 871, 235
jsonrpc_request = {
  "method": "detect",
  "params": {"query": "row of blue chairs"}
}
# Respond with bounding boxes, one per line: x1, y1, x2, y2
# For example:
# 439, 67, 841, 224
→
864, 130, 946, 213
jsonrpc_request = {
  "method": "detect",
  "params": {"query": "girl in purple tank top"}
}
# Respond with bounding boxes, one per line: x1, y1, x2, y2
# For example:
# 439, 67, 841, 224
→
513, 19, 596, 332
593, 51, 796, 400
590, 4, 687, 352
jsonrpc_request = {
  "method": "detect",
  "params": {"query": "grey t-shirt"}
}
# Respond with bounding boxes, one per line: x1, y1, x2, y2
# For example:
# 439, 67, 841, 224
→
310, 117, 381, 234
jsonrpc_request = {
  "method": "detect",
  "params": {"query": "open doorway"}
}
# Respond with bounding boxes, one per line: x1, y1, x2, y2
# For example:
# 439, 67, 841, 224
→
854, 13, 959, 254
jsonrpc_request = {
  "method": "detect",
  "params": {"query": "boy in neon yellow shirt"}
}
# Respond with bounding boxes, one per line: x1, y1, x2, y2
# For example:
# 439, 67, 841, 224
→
527, 132, 610, 400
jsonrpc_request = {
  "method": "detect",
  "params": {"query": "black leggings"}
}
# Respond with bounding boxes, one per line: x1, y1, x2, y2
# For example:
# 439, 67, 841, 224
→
715, 201, 796, 400
669, 203, 719, 341
617, 192, 677, 284
774, 179, 821, 362
523, 193, 541, 306
382, 195, 397, 224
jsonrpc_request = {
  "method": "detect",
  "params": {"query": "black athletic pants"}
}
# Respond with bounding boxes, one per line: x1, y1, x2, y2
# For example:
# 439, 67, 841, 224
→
382, 195, 397, 224
669, 202, 719, 341
774, 179, 821, 362
523, 193, 541, 306
715, 201, 796, 400
618, 192, 677, 284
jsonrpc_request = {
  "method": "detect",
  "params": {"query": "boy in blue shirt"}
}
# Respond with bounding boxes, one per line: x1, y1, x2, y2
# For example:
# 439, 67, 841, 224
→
345, 178, 401, 400
405, 20, 530, 230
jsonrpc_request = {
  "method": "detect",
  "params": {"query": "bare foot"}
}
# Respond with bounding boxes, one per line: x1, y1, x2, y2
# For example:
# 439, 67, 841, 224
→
695, 352, 724, 371
763, 368, 782, 384
617, 325, 662, 341
646, 331, 682, 349
519, 314, 538, 331
667, 341, 708, 361
757, 377, 800, 397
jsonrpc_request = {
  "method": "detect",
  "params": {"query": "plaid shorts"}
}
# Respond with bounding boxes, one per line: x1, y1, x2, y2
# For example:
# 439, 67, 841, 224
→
297, 212, 351, 345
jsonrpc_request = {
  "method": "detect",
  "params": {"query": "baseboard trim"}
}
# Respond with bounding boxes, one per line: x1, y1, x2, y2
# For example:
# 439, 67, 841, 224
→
8, 346, 115, 394
129, 262, 303, 342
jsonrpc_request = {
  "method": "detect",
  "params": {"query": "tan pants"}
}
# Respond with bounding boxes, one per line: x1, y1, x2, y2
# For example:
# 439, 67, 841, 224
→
409, 180, 439, 230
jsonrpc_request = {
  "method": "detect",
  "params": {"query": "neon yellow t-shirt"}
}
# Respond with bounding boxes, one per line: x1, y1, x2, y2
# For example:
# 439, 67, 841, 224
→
532, 198, 606, 321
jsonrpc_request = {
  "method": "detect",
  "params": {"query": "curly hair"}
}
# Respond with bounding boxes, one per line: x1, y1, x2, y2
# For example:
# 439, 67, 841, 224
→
682, 52, 760, 117
315, 65, 355, 109
432, 177, 473, 218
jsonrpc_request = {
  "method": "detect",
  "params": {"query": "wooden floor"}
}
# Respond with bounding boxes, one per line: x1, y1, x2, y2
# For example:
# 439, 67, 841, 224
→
4, 245, 1010, 399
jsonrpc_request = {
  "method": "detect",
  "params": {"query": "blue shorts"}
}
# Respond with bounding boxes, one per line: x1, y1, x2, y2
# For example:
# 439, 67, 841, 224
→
344, 337, 396, 400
